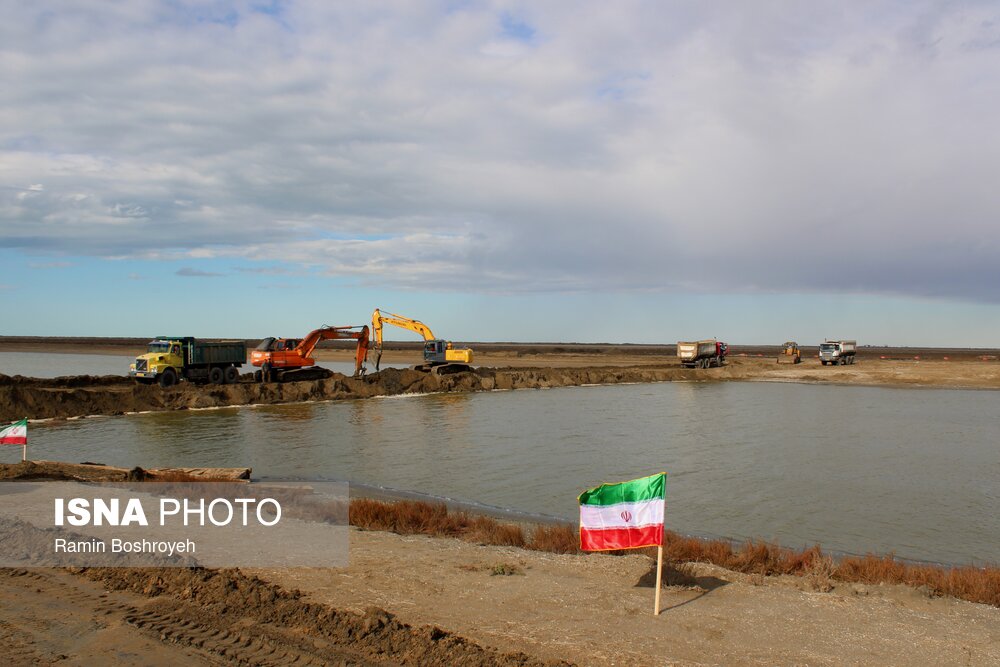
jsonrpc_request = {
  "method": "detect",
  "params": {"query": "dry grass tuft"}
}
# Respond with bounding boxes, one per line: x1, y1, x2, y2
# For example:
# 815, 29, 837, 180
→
526, 523, 580, 554
348, 497, 1000, 607
490, 562, 523, 576
467, 517, 527, 548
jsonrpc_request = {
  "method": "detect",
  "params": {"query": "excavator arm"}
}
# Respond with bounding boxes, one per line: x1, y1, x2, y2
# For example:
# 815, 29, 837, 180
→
371, 309, 435, 348
293, 325, 370, 376
296, 325, 367, 358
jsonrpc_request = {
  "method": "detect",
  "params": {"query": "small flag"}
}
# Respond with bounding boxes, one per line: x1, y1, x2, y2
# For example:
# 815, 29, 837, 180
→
579, 472, 665, 551
0, 419, 27, 446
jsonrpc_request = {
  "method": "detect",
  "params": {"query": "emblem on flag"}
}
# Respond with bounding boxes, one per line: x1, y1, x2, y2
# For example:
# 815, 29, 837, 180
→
0, 419, 27, 446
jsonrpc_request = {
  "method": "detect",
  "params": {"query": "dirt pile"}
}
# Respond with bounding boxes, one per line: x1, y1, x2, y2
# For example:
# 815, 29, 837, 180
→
0, 565, 570, 666
76, 566, 572, 666
0, 365, 703, 421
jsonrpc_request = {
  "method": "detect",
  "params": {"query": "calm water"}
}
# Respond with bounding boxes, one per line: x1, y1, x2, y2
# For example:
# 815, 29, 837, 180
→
5, 381, 997, 565
0, 351, 402, 378
0, 352, 134, 377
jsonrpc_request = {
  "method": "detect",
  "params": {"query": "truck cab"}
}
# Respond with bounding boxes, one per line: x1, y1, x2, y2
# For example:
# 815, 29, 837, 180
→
130, 339, 185, 385
819, 340, 857, 366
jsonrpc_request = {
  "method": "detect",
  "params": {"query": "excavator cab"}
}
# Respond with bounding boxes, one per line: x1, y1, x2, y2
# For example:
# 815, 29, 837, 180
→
423, 340, 445, 363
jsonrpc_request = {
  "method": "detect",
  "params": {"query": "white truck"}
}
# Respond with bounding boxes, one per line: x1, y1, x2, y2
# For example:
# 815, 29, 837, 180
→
677, 340, 728, 369
819, 340, 857, 365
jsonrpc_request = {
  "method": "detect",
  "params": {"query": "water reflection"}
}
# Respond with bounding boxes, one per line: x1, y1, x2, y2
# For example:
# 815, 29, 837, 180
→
15, 382, 1000, 564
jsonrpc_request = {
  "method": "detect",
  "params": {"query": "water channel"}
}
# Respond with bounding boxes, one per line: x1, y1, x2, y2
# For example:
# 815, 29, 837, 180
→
6, 378, 997, 565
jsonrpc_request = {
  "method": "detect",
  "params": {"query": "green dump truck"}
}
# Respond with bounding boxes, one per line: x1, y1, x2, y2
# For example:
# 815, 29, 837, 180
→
129, 337, 246, 387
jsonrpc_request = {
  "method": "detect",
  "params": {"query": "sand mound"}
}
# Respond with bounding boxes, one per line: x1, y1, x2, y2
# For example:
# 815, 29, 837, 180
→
0, 366, 695, 421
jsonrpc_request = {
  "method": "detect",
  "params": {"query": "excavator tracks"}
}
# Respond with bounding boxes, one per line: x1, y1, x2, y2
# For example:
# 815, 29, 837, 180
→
0, 568, 380, 666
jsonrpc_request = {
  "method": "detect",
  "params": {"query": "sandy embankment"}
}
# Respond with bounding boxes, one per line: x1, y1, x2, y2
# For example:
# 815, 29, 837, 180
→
2, 353, 999, 422
258, 527, 1000, 667
1, 526, 996, 666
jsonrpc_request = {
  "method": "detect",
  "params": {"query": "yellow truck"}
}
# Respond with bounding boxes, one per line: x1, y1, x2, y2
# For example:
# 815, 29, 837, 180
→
129, 337, 246, 387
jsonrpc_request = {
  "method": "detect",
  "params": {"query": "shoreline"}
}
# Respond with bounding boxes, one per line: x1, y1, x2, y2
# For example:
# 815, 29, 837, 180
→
2, 472, 997, 665
3, 355, 999, 422
3, 459, 993, 571
2, 488, 996, 665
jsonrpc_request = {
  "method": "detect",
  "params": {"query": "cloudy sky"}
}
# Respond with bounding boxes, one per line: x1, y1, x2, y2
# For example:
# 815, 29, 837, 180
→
2, 1, 999, 345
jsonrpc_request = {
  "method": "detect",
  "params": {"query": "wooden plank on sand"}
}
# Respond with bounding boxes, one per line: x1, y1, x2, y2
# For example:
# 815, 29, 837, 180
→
0, 460, 251, 482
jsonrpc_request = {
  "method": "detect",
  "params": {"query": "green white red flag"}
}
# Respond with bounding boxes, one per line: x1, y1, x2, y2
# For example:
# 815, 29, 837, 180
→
579, 472, 666, 551
0, 419, 27, 446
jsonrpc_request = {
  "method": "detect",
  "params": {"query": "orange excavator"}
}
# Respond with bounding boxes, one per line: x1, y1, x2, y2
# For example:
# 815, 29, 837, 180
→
251, 325, 370, 382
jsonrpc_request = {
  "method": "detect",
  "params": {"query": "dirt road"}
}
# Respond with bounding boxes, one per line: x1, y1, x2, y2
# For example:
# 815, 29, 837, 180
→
259, 528, 1000, 667
256, 527, 998, 667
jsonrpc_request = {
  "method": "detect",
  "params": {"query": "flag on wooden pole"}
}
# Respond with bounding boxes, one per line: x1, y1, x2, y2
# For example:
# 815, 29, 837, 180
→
0, 418, 28, 461
579, 472, 667, 615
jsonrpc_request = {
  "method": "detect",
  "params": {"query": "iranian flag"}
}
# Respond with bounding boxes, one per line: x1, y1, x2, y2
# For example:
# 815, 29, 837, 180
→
579, 472, 665, 551
0, 419, 27, 446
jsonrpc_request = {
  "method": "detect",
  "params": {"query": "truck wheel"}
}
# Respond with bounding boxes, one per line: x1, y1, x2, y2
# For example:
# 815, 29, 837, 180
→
159, 368, 177, 388
224, 366, 239, 384
209, 366, 224, 384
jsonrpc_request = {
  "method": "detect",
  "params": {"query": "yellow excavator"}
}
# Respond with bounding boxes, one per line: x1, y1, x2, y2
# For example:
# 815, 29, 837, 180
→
777, 341, 802, 364
370, 308, 474, 374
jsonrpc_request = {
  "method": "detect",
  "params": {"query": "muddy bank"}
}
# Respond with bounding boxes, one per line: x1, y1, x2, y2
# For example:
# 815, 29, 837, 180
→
3, 357, 1000, 421
0, 460, 251, 482
0, 365, 704, 421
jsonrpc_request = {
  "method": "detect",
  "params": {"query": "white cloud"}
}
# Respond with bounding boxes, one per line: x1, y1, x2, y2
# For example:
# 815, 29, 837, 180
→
176, 267, 224, 277
28, 261, 71, 269
1, 1, 999, 300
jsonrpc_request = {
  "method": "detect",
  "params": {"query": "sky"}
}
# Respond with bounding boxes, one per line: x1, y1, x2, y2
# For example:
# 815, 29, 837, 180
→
1, 1, 999, 345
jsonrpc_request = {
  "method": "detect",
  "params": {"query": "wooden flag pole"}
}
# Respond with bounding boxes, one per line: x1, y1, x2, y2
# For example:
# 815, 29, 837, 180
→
654, 544, 663, 615
22, 442, 27, 462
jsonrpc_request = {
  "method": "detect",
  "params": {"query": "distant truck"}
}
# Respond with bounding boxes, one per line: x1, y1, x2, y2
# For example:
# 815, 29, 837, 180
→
130, 337, 247, 387
677, 340, 728, 369
819, 340, 857, 366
